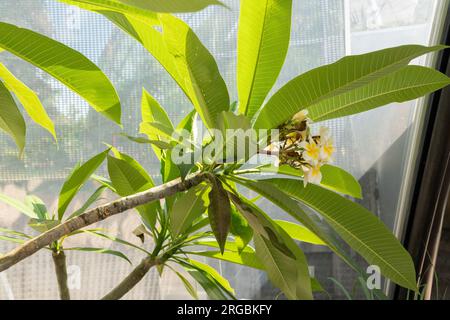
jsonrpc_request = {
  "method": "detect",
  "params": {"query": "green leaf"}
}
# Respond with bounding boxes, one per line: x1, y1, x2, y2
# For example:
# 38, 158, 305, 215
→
0, 235, 26, 244
0, 227, 31, 239
191, 241, 264, 270
227, 176, 375, 272
0, 63, 56, 140
188, 259, 235, 296
159, 14, 230, 128
182, 263, 231, 300
28, 219, 60, 233
58, 149, 108, 219
0, 22, 121, 124
60, 0, 224, 15
140, 89, 174, 159
238, 164, 362, 199
230, 194, 312, 300
120, 133, 173, 150
320, 165, 362, 199
91, 174, 117, 193
0, 80, 25, 154
207, 177, 231, 254
106, 150, 160, 229
274, 220, 326, 246
230, 206, 253, 253
262, 178, 417, 291
237, 0, 293, 117
119, 0, 225, 13
0, 193, 38, 219
328, 277, 353, 300
68, 186, 107, 219
307, 66, 450, 122
81, 230, 151, 255
170, 185, 209, 238
254, 44, 448, 129
174, 271, 199, 300
139, 122, 176, 142
141, 89, 174, 129
65, 247, 131, 264
24, 195, 48, 220
176, 110, 197, 132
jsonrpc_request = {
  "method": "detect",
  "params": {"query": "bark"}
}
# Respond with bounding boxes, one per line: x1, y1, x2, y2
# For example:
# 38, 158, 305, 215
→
101, 256, 157, 300
52, 250, 71, 300
0, 172, 208, 272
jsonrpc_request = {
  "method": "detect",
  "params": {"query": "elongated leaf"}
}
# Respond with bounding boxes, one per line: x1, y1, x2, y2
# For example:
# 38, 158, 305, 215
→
176, 110, 196, 132
107, 150, 160, 228
0, 63, 56, 140
227, 176, 373, 270
81, 230, 150, 255
262, 178, 417, 291
28, 219, 60, 233
170, 185, 209, 238
0, 80, 25, 153
307, 66, 450, 122
191, 242, 264, 270
65, 247, 131, 264
0, 22, 121, 124
230, 206, 253, 253
207, 177, 231, 254
230, 194, 312, 300
182, 262, 231, 300
119, 0, 225, 13
91, 174, 117, 193
141, 90, 174, 159
274, 220, 326, 246
160, 14, 230, 128
120, 134, 172, 149
0, 193, 38, 219
0, 227, 31, 239
244, 164, 362, 198
68, 186, 107, 219
188, 259, 235, 296
58, 150, 108, 219
174, 271, 199, 300
254, 45, 447, 129
139, 122, 176, 142
0, 235, 26, 244
24, 195, 48, 220
141, 91, 173, 129
60, 0, 224, 15
320, 165, 362, 199
238, 0, 292, 117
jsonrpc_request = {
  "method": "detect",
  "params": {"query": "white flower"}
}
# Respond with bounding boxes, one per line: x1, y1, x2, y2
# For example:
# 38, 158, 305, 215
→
292, 109, 309, 123
302, 165, 322, 186
318, 127, 334, 163
299, 137, 320, 166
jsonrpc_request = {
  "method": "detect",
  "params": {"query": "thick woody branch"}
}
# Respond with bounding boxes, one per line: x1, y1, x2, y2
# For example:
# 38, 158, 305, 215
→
0, 172, 208, 273
102, 256, 158, 300
52, 250, 70, 300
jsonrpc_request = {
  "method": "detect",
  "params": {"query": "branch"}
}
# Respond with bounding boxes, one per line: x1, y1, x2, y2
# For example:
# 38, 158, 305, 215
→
102, 256, 158, 300
0, 172, 208, 272
52, 250, 70, 300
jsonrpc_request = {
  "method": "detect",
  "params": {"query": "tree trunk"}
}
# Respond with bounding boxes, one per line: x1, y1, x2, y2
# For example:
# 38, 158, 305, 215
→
102, 256, 157, 300
52, 250, 70, 300
0, 172, 209, 272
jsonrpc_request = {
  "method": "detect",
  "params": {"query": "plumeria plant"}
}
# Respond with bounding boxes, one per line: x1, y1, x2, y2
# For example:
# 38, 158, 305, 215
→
1, 0, 450, 300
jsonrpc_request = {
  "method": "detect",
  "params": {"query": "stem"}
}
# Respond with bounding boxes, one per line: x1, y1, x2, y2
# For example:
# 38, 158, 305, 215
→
0, 172, 209, 272
101, 256, 158, 300
52, 250, 70, 300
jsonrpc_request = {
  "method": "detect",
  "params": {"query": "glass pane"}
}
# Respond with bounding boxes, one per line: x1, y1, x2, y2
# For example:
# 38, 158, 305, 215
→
0, 0, 447, 299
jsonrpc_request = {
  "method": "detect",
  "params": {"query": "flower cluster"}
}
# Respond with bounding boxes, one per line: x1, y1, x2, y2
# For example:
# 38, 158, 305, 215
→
275, 110, 335, 186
